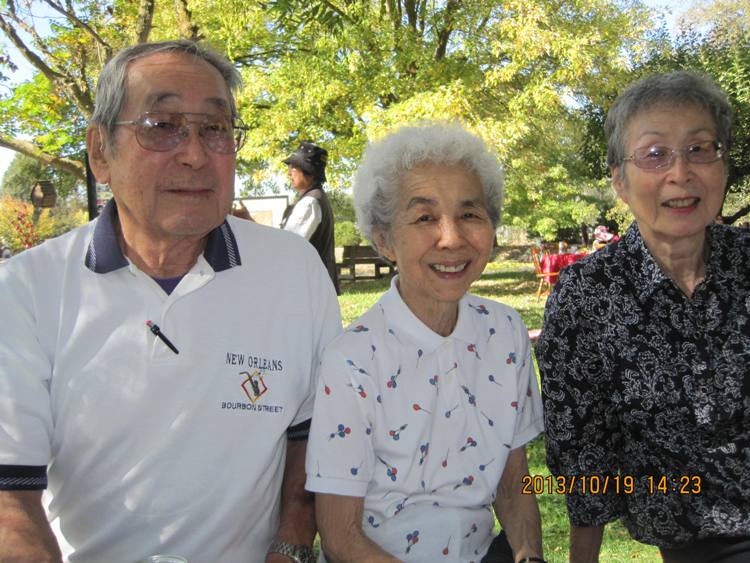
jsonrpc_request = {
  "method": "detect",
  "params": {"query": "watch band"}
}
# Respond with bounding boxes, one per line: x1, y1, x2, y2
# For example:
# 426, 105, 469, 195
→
267, 540, 316, 563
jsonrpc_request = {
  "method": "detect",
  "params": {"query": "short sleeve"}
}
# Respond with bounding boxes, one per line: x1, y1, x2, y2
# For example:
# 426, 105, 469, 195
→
305, 344, 376, 498
291, 248, 342, 427
507, 310, 544, 449
537, 268, 624, 526
0, 256, 54, 480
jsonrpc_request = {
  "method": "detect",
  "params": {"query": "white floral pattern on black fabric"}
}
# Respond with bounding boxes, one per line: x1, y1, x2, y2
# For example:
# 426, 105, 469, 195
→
537, 222, 750, 549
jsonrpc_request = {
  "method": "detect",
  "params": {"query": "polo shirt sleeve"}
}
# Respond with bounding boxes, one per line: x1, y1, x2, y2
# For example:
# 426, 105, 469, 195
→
283, 197, 321, 241
291, 248, 342, 429
0, 255, 54, 489
305, 343, 375, 498
506, 309, 544, 449
537, 268, 624, 527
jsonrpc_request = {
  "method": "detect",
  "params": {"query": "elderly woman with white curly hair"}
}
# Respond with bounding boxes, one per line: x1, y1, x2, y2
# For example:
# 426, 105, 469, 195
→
305, 122, 545, 563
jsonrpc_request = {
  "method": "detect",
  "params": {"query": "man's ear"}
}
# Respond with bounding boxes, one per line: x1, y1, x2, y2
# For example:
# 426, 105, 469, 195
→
611, 164, 628, 204
373, 230, 396, 264
86, 125, 111, 185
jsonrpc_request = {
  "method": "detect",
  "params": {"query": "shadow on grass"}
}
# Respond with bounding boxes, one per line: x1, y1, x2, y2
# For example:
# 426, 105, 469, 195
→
474, 278, 537, 298
480, 269, 535, 281
339, 277, 392, 295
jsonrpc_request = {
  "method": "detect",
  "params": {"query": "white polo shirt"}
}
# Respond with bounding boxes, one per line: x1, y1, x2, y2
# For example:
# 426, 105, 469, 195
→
305, 278, 543, 562
0, 201, 342, 562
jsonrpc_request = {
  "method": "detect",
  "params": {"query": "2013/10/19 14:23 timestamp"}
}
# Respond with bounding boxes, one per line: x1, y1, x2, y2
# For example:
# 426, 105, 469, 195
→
521, 474, 702, 495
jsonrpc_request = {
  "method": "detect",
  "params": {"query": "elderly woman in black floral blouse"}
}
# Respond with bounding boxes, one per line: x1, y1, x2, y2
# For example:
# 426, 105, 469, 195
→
538, 71, 750, 563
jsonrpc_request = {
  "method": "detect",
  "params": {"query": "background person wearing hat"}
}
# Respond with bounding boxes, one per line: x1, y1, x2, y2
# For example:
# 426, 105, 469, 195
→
592, 224, 620, 250
281, 141, 340, 294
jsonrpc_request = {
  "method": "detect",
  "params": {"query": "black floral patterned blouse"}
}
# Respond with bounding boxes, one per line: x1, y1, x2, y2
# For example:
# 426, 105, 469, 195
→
537, 222, 750, 548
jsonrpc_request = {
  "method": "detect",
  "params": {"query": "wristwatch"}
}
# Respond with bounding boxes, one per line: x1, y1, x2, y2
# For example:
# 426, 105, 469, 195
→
267, 540, 316, 563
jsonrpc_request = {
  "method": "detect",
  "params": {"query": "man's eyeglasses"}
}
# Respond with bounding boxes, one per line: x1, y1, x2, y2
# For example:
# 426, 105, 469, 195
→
622, 140, 724, 171
114, 112, 247, 155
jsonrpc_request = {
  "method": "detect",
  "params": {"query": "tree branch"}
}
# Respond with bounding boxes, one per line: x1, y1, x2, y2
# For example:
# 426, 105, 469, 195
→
434, 0, 459, 60
404, 0, 417, 30
320, 0, 356, 25
173, 0, 201, 41
417, 0, 426, 34
0, 13, 94, 116
234, 48, 294, 64
724, 204, 750, 225
6, 0, 57, 62
0, 12, 65, 84
134, 0, 155, 43
234, 43, 313, 66
78, 46, 90, 93
0, 136, 84, 181
42, 0, 111, 56
385, 0, 400, 31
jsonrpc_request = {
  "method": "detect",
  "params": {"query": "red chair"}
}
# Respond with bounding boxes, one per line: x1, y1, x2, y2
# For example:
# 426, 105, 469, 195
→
531, 247, 558, 301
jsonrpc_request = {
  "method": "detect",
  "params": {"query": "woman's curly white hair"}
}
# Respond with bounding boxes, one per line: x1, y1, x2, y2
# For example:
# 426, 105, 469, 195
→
353, 121, 504, 245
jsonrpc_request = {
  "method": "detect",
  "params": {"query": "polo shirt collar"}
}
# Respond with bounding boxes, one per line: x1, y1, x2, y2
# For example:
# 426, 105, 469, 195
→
84, 199, 127, 273
85, 199, 242, 274
380, 275, 475, 354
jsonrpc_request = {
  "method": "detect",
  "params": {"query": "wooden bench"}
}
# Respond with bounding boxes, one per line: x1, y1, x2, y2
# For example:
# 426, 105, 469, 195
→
337, 245, 396, 281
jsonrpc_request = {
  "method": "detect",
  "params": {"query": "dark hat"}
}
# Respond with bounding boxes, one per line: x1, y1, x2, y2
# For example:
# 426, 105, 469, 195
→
283, 141, 328, 182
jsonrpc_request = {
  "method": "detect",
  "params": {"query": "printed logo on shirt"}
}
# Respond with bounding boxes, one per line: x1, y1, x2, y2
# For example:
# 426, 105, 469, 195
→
220, 351, 285, 414
240, 370, 268, 403
224, 351, 283, 371
220, 370, 284, 414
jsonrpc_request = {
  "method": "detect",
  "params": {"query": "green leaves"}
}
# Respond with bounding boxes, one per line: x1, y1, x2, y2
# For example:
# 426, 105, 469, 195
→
8, 0, 744, 233
226, 0, 647, 242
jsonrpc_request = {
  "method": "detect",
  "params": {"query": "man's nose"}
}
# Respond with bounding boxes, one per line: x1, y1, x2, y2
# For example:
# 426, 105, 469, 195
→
175, 125, 209, 168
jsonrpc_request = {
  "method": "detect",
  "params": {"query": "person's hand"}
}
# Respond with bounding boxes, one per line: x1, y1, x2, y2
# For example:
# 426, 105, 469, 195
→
231, 201, 253, 221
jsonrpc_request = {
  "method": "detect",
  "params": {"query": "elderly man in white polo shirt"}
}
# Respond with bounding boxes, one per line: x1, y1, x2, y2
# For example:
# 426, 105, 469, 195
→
0, 40, 340, 563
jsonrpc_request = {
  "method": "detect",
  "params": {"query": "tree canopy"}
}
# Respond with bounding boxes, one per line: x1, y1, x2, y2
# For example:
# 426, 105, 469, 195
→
579, 0, 750, 225
2, 0, 747, 238
231, 0, 653, 238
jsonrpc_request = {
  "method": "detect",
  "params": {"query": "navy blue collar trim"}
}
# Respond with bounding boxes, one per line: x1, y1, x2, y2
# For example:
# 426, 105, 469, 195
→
84, 199, 128, 273
85, 199, 241, 274
204, 220, 242, 272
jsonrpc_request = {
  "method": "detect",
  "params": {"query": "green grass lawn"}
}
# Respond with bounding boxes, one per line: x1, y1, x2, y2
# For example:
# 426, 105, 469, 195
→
336, 259, 662, 562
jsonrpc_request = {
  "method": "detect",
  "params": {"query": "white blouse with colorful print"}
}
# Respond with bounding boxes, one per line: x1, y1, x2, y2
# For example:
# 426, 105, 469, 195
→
305, 277, 544, 562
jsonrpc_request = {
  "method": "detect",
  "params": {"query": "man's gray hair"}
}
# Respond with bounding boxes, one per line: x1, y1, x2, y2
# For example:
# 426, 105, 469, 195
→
353, 121, 504, 245
605, 71, 733, 169
91, 40, 242, 145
